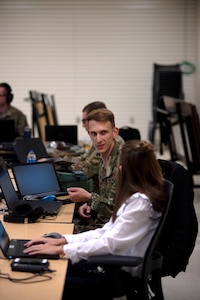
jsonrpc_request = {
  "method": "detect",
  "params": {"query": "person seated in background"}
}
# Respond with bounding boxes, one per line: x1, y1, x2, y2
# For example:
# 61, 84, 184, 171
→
23, 140, 167, 300
69, 108, 123, 233
71, 101, 124, 193
0, 82, 29, 138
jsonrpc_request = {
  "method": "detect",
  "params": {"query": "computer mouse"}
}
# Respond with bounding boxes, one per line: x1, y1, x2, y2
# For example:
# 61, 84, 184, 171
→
43, 232, 62, 239
42, 194, 56, 201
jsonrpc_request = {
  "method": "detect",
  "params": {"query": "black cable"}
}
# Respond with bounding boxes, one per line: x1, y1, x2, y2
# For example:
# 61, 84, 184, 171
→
0, 269, 56, 283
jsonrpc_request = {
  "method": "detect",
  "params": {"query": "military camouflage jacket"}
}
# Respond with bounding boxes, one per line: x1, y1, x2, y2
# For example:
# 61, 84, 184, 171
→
73, 138, 123, 233
72, 135, 124, 193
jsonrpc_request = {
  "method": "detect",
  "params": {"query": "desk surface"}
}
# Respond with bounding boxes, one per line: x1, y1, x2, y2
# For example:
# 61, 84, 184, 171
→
0, 221, 74, 300
0, 200, 75, 224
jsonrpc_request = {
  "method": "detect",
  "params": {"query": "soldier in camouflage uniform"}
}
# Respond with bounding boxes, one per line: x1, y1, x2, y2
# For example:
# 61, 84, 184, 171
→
0, 82, 29, 138
71, 101, 107, 193
72, 136, 124, 194
71, 101, 124, 193
68, 108, 124, 233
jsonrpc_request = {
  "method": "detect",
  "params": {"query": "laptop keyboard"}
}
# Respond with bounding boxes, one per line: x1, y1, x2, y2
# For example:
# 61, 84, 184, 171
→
8, 239, 59, 259
8, 239, 29, 257
23, 191, 68, 200
0, 142, 14, 150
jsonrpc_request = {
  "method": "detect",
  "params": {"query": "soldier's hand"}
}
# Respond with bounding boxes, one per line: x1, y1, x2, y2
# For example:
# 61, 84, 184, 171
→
79, 203, 91, 218
67, 187, 91, 202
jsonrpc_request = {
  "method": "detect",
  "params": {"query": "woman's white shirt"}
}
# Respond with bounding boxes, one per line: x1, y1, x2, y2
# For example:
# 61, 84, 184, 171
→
63, 192, 161, 265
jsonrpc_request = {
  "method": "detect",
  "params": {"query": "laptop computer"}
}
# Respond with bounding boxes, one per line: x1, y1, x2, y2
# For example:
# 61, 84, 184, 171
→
0, 119, 16, 143
13, 137, 49, 163
0, 119, 16, 150
0, 220, 59, 260
45, 125, 78, 145
0, 170, 62, 216
12, 161, 68, 199
0, 156, 7, 173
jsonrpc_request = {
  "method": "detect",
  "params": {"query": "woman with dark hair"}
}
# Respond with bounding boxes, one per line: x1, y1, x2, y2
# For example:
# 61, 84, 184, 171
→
24, 140, 166, 299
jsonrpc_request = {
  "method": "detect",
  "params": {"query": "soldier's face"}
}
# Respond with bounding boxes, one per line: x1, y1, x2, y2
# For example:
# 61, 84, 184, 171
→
88, 120, 118, 160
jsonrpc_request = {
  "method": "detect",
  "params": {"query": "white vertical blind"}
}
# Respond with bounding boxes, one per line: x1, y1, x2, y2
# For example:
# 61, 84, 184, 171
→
0, 0, 198, 141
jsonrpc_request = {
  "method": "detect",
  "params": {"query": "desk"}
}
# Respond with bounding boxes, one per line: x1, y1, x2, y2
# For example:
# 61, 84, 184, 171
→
0, 221, 74, 300
0, 200, 75, 224
41, 202, 75, 223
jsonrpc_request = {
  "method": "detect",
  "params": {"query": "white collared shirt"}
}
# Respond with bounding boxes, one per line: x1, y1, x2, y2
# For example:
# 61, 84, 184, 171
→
63, 192, 161, 267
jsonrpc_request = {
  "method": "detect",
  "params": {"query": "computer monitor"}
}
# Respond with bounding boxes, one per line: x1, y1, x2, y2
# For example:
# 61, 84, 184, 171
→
45, 125, 78, 145
0, 119, 16, 142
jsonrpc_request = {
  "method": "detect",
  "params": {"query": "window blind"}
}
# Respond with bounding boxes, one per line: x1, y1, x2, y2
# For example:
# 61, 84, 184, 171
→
0, 0, 197, 141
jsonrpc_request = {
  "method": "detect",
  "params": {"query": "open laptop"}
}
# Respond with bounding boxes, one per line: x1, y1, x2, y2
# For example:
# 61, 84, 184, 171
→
0, 220, 59, 260
0, 156, 7, 173
0, 170, 62, 216
12, 161, 68, 199
0, 119, 16, 150
45, 125, 78, 145
13, 137, 49, 163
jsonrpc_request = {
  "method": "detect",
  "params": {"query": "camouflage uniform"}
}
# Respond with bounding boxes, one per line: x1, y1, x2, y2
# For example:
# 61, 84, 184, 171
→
73, 137, 124, 233
72, 135, 124, 193
72, 145, 100, 193
0, 105, 28, 137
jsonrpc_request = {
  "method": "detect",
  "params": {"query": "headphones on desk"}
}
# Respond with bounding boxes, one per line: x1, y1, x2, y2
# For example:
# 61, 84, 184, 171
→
3, 203, 44, 223
0, 82, 14, 104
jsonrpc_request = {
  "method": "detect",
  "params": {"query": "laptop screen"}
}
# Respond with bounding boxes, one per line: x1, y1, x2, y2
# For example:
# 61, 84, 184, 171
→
45, 125, 78, 145
12, 162, 63, 197
0, 119, 16, 142
0, 220, 10, 257
0, 171, 19, 211
13, 137, 49, 163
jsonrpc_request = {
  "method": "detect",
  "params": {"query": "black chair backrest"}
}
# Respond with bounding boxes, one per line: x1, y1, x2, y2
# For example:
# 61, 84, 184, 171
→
158, 159, 198, 277
142, 179, 174, 295
152, 63, 184, 123
119, 126, 141, 141
176, 101, 200, 176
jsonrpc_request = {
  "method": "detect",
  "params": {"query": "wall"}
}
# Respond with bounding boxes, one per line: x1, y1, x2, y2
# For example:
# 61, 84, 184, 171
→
0, 0, 198, 142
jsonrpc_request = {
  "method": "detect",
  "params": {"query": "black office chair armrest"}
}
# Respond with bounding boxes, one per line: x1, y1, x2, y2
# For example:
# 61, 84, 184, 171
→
87, 254, 143, 267
87, 252, 163, 271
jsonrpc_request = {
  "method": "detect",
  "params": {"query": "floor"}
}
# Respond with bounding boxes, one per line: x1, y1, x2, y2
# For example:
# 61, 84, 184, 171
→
155, 148, 200, 300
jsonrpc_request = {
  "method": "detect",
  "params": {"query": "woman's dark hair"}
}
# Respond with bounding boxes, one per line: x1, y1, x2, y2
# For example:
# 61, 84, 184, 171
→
112, 140, 166, 221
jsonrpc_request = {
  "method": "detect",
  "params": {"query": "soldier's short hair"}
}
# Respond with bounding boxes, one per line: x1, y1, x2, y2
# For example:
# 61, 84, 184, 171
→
87, 108, 115, 128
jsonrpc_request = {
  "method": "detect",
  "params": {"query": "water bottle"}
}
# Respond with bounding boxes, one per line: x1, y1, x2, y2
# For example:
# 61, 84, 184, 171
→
27, 149, 37, 163
23, 126, 31, 139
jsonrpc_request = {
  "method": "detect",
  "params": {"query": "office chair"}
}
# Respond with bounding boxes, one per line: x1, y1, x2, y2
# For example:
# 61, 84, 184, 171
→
29, 91, 58, 141
176, 101, 200, 187
119, 126, 141, 141
41, 93, 58, 126
158, 159, 198, 278
155, 96, 183, 161
87, 179, 174, 300
149, 63, 184, 154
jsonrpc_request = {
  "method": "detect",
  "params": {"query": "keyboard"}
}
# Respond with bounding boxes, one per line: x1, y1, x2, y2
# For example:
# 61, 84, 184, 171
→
0, 142, 14, 150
